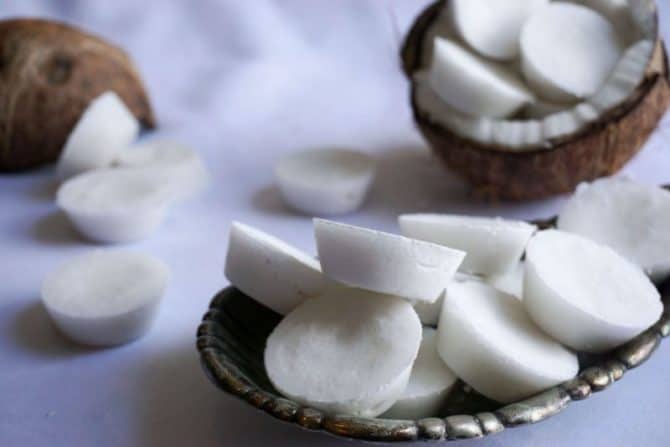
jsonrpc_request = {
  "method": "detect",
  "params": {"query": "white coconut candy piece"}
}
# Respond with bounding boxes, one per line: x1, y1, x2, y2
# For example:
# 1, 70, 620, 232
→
486, 262, 524, 299
383, 328, 458, 420
565, 0, 640, 45
56, 168, 173, 244
429, 37, 535, 118
399, 214, 535, 276
57, 91, 140, 181
115, 140, 210, 202
413, 272, 479, 326
414, 72, 495, 145
520, 3, 623, 103
449, 0, 549, 61
524, 230, 663, 353
265, 288, 422, 417
41, 251, 169, 346
224, 222, 327, 315
558, 177, 670, 282
437, 281, 578, 403
314, 219, 465, 303
274, 149, 376, 216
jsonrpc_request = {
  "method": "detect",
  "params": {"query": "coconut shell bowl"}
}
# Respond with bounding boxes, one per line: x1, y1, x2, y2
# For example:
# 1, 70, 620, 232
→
401, 0, 670, 200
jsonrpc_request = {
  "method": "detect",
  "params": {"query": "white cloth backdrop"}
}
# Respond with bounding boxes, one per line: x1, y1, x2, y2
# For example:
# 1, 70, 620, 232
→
1, 1, 669, 446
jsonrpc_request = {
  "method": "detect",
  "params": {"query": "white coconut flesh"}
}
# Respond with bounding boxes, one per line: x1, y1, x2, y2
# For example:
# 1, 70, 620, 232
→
224, 222, 327, 315
486, 262, 525, 299
413, 272, 479, 326
437, 281, 578, 403
57, 91, 140, 181
414, 0, 654, 151
56, 168, 174, 244
520, 3, 623, 103
558, 177, 670, 282
274, 149, 376, 216
524, 230, 663, 353
429, 37, 535, 118
115, 140, 210, 202
264, 288, 422, 417
41, 251, 169, 346
314, 219, 465, 303
399, 214, 535, 276
383, 328, 458, 420
450, 0, 549, 61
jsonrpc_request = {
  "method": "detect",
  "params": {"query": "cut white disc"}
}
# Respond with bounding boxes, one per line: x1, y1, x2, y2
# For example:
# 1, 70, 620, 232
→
558, 177, 670, 282
429, 37, 535, 118
524, 230, 663, 353
57, 91, 140, 181
265, 288, 422, 417
437, 281, 578, 403
450, 0, 549, 61
520, 3, 623, 103
224, 222, 327, 315
56, 168, 173, 244
41, 250, 169, 346
115, 140, 210, 202
314, 219, 465, 303
399, 214, 535, 276
274, 149, 376, 216
383, 328, 458, 420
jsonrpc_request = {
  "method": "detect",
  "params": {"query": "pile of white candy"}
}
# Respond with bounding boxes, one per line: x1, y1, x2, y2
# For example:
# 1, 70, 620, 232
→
56, 91, 209, 243
416, 0, 656, 148
225, 177, 666, 419
39, 91, 211, 347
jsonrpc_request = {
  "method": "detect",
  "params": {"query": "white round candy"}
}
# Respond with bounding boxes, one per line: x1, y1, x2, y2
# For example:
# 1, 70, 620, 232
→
57, 91, 140, 181
383, 328, 458, 420
524, 230, 662, 353
520, 3, 623, 103
56, 168, 173, 244
41, 251, 169, 346
558, 177, 670, 282
429, 37, 534, 118
314, 219, 465, 303
115, 140, 209, 202
274, 149, 376, 216
450, 0, 549, 61
265, 288, 422, 417
437, 281, 578, 403
399, 214, 535, 276
224, 222, 327, 315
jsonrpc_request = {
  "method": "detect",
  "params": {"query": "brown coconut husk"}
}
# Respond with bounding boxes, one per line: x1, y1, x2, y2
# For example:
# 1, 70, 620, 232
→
0, 19, 155, 172
402, 0, 670, 200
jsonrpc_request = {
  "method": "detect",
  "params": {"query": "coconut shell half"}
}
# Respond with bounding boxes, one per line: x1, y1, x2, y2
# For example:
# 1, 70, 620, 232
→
402, 0, 670, 200
0, 19, 155, 172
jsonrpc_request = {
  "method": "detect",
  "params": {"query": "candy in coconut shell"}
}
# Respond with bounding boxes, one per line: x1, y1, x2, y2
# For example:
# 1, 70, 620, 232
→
0, 18, 155, 171
401, 0, 670, 200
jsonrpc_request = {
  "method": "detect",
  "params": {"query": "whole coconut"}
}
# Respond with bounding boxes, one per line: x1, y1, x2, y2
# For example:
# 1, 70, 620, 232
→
0, 19, 155, 171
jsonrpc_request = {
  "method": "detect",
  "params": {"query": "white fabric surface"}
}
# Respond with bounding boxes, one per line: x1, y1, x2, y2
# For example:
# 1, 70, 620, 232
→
1, 1, 669, 446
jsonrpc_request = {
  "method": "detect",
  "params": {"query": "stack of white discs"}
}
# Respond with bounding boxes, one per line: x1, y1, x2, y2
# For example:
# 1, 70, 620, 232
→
223, 180, 665, 418
54, 91, 210, 244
